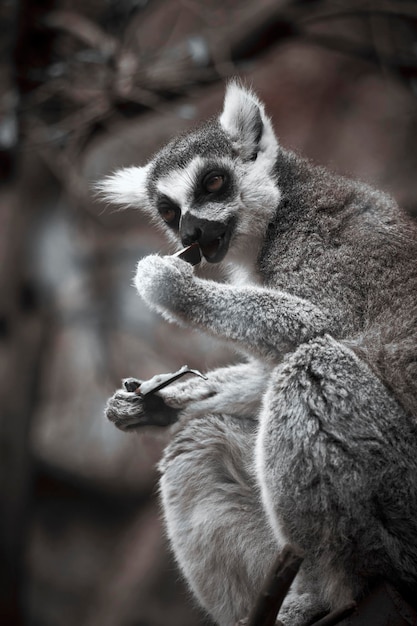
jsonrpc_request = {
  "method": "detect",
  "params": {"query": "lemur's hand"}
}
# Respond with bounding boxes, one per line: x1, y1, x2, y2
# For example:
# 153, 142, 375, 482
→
134, 254, 195, 311
105, 378, 179, 431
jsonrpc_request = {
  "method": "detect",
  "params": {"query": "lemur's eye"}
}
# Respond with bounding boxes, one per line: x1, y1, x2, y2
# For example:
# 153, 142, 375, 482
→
157, 199, 180, 227
160, 206, 176, 223
203, 171, 225, 194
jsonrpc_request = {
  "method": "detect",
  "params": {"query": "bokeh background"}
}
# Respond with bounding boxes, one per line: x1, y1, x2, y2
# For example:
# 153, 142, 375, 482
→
1, 1, 417, 624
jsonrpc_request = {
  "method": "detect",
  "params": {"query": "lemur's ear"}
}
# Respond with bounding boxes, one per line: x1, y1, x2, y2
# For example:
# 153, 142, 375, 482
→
96, 164, 151, 210
219, 82, 278, 162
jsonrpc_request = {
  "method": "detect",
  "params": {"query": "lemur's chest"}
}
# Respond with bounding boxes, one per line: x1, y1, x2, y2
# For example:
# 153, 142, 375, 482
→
227, 239, 264, 286
228, 264, 262, 287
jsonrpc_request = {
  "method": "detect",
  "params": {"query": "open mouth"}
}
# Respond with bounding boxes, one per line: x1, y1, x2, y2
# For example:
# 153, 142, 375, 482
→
199, 219, 235, 263
200, 237, 225, 262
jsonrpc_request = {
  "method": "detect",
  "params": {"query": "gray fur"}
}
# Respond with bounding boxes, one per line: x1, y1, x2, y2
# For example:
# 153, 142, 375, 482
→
103, 83, 417, 625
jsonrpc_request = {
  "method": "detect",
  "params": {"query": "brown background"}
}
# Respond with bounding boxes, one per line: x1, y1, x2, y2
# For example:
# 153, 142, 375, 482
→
1, 1, 416, 624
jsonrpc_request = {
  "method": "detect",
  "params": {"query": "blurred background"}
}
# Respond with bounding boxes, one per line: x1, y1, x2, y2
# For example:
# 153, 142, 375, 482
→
1, 0, 417, 624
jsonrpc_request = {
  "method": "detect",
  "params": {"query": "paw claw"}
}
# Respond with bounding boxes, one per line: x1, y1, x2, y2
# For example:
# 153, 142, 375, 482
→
123, 377, 141, 392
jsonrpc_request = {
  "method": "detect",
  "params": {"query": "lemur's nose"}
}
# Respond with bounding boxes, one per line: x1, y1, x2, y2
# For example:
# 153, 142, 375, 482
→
180, 212, 228, 249
180, 213, 203, 246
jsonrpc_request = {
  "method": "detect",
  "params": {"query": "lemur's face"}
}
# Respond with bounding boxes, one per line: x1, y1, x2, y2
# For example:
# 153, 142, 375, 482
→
100, 83, 281, 264
147, 124, 240, 263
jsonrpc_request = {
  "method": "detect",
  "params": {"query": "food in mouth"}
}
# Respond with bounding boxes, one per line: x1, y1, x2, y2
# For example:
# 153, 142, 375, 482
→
172, 242, 202, 265
175, 218, 235, 264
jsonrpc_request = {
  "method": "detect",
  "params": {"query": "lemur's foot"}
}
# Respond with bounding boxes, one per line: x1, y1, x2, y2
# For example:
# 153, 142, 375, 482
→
278, 594, 330, 626
105, 378, 179, 431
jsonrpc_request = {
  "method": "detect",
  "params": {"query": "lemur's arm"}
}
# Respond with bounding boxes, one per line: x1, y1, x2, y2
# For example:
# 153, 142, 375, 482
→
161, 359, 268, 419
134, 255, 337, 362
106, 359, 268, 430
107, 251, 336, 431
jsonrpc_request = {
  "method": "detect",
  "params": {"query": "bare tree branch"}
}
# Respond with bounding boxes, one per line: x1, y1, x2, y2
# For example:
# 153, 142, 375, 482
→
44, 10, 118, 59
309, 602, 357, 626
238, 544, 304, 626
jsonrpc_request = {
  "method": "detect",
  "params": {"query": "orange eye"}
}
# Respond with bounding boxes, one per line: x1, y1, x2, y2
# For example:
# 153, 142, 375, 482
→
204, 172, 225, 193
157, 197, 180, 228
161, 207, 176, 223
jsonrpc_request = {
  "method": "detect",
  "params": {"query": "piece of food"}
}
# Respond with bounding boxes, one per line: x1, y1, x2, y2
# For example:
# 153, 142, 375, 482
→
172, 242, 202, 265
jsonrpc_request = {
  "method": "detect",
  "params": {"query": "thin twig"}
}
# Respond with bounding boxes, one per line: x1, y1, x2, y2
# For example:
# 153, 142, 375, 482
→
309, 602, 357, 626
44, 10, 118, 59
300, 3, 417, 26
246, 544, 304, 626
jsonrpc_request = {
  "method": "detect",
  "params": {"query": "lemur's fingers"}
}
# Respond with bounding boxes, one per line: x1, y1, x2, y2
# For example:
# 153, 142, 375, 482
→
134, 253, 195, 312
123, 377, 141, 392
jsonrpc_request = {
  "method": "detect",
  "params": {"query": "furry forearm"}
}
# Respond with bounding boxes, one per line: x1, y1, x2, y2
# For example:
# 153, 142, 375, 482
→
159, 360, 269, 421
168, 278, 337, 360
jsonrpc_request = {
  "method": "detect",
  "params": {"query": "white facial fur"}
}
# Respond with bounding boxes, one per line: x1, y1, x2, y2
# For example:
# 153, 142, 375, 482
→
155, 156, 203, 211
96, 163, 150, 208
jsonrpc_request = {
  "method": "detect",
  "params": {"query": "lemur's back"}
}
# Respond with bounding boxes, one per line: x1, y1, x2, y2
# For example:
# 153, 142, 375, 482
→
259, 150, 417, 417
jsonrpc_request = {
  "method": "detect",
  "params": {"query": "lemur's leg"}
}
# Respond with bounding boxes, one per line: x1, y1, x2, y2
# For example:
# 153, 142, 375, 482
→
133, 255, 338, 361
256, 335, 417, 626
159, 413, 279, 626
105, 360, 269, 431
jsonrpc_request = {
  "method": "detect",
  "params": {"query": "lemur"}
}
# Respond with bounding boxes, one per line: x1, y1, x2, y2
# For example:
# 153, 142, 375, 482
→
100, 83, 417, 626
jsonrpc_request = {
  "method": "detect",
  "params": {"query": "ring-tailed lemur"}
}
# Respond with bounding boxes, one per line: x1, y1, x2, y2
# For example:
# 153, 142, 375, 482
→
100, 83, 417, 626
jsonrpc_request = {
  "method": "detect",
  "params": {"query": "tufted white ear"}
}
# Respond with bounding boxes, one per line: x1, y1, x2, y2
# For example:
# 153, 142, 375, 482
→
219, 81, 279, 162
96, 164, 151, 210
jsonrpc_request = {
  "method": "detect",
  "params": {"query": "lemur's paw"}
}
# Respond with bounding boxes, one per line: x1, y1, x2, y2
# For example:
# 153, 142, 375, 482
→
134, 254, 194, 309
105, 382, 179, 431
278, 595, 328, 626
105, 386, 147, 431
